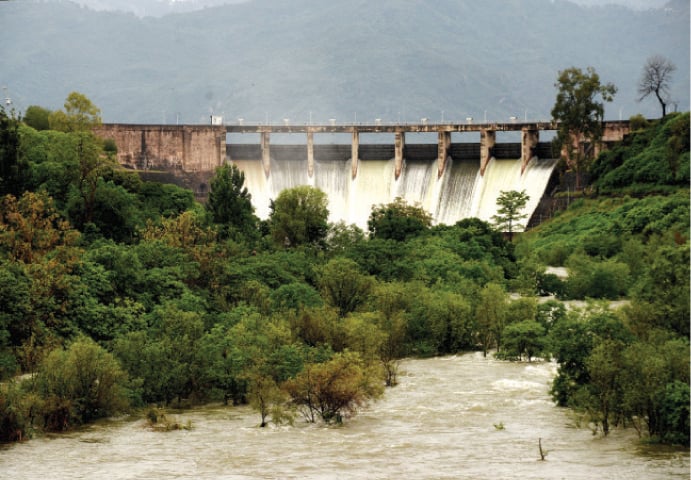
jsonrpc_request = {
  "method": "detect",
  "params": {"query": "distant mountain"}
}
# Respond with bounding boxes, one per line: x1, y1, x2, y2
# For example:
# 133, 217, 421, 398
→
47, 0, 249, 18
1, 0, 688, 124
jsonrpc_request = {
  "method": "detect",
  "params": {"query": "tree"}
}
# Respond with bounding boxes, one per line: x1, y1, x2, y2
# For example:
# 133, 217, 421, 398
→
23, 105, 52, 131
36, 337, 130, 430
0, 191, 80, 263
475, 282, 507, 357
551, 67, 617, 189
637, 55, 676, 118
317, 257, 374, 318
491, 190, 529, 241
283, 351, 383, 424
206, 163, 258, 241
581, 339, 626, 435
502, 320, 545, 362
269, 186, 329, 248
0, 106, 26, 197
326, 221, 365, 257
48, 92, 102, 133
368, 282, 409, 385
367, 197, 432, 241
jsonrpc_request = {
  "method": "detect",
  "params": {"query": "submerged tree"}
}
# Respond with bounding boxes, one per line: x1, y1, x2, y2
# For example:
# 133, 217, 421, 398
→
637, 55, 676, 118
283, 351, 383, 424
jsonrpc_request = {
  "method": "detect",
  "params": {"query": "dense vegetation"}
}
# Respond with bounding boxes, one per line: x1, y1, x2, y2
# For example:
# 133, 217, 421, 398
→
0, 100, 688, 446
516, 112, 690, 443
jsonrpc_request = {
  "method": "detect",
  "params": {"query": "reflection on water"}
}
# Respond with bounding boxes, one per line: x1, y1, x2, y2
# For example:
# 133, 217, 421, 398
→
1, 353, 688, 479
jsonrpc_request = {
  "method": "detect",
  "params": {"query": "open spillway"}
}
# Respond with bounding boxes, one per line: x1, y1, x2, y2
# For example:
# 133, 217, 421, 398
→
230, 148, 557, 230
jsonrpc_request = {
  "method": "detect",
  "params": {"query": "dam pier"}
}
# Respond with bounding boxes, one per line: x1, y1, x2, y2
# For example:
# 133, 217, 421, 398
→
95, 120, 632, 228
96, 120, 631, 182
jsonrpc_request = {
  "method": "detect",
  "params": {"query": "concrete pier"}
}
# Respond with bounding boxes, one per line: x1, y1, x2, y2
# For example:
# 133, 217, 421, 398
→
95, 120, 632, 182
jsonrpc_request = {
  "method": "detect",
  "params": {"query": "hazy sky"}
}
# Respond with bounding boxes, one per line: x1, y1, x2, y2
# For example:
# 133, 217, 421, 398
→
68, 0, 673, 15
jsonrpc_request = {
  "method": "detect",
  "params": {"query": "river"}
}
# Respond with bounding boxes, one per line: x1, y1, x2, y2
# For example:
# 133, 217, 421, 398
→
1, 353, 688, 479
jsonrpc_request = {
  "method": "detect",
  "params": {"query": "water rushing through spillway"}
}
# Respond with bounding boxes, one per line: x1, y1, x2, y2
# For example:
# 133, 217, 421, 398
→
2, 354, 687, 479
231, 155, 557, 230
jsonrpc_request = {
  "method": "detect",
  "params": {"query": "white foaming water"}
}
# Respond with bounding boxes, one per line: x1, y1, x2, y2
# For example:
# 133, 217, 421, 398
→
231, 154, 557, 230
474, 157, 558, 223
435, 157, 483, 225
349, 159, 396, 227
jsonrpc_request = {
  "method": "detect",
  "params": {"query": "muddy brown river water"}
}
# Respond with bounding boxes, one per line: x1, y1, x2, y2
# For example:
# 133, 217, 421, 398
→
1, 353, 688, 479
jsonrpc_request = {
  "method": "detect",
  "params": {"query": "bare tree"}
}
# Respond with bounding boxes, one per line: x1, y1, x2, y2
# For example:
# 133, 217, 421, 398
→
637, 55, 676, 117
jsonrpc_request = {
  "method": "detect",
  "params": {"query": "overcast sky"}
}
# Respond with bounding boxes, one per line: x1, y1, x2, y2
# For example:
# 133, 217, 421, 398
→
66, 0, 673, 16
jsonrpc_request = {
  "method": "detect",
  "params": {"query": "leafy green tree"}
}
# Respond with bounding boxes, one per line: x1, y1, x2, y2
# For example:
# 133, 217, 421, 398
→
286, 306, 340, 349
326, 221, 365, 257
345, 237, 414, 282
283, 350, 383, 424
68, 179, 142, 242
367, 197, 432, 241
505, 297, 538, 325
564, 253, 630, 300
580, 339, 626, 435
502, 320, 545, 362
0, 106, 27, 196
548, 305, 633, 407
206, 163, 258, 241
637, 55, 676, 118
368, 281, 409, 385
619, 338, 689, 443
629, 243, 689, 337
658, 380, 690, 445
48, 92, 102, 133
17, 126, 77, 205
246, 370, 289, 427
84, 241, 144, 301
115, 303, 206, 405
269, 185, 329, 248
0, 381, 40, 442
198, 318, 250, 406
23, 105, 51, 131
535, 299, 566, 334
551, 66, 617, 189
36, 336, 130, 430
491, 190, 529, 242
342, 312, 386, 364
317, 257, 374, 318
139, 182, 195, 218
0, 262, 32, 356
270, 282, 323, 312
475, 282, 507, 357
73, 133, 119, 227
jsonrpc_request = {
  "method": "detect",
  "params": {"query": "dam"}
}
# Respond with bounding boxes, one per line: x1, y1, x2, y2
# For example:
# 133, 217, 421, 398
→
95, 120, 631, 230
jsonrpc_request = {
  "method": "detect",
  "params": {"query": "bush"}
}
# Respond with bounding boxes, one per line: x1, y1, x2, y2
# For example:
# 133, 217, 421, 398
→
658, 380, 690, 446
36, 337, 130, 430
564, 254, 630, 300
